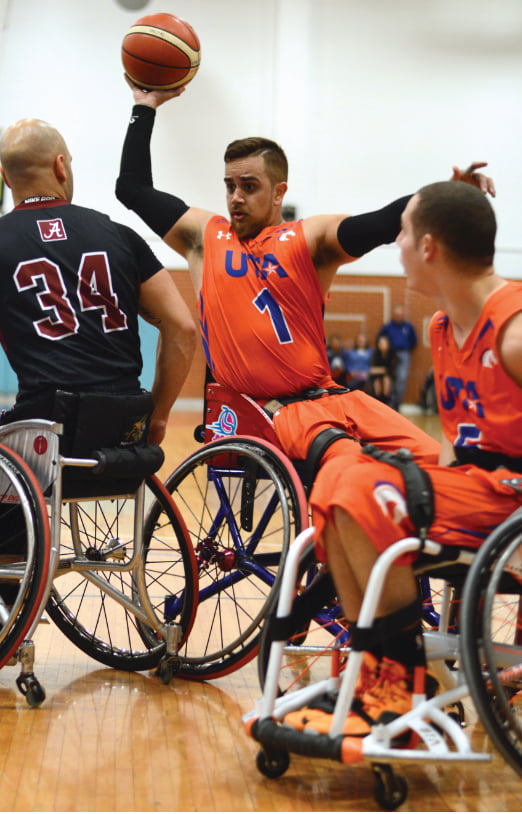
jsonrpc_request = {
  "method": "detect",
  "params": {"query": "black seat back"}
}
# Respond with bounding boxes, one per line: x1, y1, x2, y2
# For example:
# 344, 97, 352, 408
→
53, 390, 162, 498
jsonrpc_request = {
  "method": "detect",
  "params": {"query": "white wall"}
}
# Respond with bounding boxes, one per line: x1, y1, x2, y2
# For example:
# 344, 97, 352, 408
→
1, 0, 521, 277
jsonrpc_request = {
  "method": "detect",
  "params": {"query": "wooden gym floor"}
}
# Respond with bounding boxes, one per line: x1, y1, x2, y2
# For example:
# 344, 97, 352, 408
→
0, 409, 520, 813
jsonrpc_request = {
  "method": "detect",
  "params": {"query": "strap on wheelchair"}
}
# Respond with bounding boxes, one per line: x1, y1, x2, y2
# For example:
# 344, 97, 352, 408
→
263, 385, 350, 418
454, 444, 522, 473
301, 427, 361, 494
350, 598, 423, 652
266, 569, 336, 642
362, 444, 434, 541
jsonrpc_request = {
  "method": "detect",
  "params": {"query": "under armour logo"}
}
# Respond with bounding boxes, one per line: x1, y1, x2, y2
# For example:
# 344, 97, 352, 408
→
217, 231, 232, 240
37, 218, 67, 241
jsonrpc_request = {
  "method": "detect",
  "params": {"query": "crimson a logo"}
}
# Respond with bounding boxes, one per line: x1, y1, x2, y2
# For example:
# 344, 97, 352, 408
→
37, 218, 67, 241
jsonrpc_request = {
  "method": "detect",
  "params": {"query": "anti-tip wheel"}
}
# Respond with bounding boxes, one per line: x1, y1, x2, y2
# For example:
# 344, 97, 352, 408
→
256, 748, 290, 778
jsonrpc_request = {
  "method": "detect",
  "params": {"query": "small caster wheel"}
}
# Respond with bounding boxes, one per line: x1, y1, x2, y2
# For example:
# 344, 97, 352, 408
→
25, 682, 46, 708
16, 673, 46, 707
156, 659, 174, 685
256, 748, 289, 778
373, 765, 408, 810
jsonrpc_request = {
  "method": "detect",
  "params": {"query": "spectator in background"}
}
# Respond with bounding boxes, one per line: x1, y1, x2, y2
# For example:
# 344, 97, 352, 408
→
326, 334, 348, 385
344, 331, 372, 391
377, 304, 417, 410
369, 334, 396, 404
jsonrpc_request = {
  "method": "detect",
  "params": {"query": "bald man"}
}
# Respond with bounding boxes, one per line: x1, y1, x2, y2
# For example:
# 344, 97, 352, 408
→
0, 119, 196, 444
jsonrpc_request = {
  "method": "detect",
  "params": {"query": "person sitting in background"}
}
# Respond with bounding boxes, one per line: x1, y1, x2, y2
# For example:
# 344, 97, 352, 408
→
326, 334, 348, 386
344, 332, 372, 391
369, 334, 396, 404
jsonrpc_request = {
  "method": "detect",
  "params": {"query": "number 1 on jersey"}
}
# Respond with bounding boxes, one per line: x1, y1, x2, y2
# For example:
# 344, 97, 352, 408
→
253, 288, 293, 345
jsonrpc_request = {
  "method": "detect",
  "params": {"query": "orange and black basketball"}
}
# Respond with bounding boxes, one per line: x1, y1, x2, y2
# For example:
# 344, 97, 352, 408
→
121, 12, 201, 90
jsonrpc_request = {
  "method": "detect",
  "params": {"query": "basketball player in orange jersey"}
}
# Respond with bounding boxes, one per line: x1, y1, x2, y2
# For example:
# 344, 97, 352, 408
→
283, 181, 522, 744
116, 81, 494, 475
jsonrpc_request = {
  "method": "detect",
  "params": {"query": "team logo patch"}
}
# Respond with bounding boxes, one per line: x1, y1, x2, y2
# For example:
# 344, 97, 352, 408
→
37, 218, 67, 241
123, 415, 148, 444
373, 481, 408, 524
206, 405, 238, 439
33, 436, 48, 455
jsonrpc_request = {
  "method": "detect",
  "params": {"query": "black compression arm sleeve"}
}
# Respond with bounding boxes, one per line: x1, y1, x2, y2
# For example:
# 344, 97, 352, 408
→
337, 194, 412, 258
115, 104, 189, 238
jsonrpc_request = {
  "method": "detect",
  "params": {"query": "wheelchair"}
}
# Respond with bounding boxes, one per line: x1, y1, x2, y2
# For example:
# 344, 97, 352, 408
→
158, 382, 448, 683
0, 390, 199, 705
156, 382, 310, 681
243, 516, 522, 810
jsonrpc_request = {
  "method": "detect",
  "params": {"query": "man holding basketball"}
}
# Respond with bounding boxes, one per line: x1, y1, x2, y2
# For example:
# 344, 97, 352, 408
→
116, 81, 496, 732
116, 82, 493, 470
0, 116, 196, 445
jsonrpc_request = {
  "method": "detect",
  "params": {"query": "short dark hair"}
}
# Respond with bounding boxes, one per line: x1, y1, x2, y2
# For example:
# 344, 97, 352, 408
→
412, 181, 496, 267
224, 137, 288, 185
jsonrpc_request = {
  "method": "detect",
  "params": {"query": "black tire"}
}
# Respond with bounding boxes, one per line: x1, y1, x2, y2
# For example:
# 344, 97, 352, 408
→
256, 748, 290, 778
46, 475, 198, 671
0, 446, 51, 668
461, 512, 522, 777
373, 767, 408, 810
162, 436, 308, 679
257, 543, 350, 694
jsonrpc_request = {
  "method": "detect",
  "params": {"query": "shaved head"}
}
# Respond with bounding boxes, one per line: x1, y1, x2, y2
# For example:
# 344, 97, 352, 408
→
0, 118, 73, 203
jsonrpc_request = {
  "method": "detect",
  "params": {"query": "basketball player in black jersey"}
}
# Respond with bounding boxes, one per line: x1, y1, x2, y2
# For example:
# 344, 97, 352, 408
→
0, 117, 196, 445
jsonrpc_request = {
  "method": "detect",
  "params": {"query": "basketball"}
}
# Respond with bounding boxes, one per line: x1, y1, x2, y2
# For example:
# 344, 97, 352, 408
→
121, 12, 201, 90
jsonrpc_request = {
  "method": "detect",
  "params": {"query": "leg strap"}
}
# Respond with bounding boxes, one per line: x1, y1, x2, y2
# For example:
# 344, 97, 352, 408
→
302, 427, 361, 492
362, 444, 434, 540
350, 598, 423, 652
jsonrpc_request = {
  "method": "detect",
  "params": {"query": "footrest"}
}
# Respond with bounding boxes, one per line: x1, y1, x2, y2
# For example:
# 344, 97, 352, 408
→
248, 716, 360, 763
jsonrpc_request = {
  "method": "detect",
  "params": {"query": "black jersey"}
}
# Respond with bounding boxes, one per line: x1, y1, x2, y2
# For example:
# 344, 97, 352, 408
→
0, 199, 163, 396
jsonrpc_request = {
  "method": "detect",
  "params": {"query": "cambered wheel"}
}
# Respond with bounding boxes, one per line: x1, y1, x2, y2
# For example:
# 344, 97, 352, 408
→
0, 446, 51, 668
46, 475, 198, 671
461, 514, 522, 777
162, 436, 308, 679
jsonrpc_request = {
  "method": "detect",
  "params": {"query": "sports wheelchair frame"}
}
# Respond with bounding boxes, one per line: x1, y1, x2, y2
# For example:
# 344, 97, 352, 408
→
0, 396, 199, 705
156, 382, 309, 682
244, 520, 522, 810
156, 382, 446, 683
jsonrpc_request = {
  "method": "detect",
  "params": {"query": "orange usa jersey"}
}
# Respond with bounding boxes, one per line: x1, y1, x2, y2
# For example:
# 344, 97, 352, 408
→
430, 281, 522, 457
199, 216, 332, 399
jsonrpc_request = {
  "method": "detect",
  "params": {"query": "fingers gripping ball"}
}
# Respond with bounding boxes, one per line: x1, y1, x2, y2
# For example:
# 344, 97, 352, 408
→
121, 12, 201, 90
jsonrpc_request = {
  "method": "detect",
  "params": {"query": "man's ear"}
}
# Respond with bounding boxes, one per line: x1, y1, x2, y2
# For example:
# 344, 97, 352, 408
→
422, 233, 437, 261
274, 181, 288, 206
54, 153, 67, 183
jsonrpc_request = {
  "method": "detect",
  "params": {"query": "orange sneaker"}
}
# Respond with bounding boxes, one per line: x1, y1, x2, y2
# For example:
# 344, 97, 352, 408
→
283, 652, 379, 731
302, 657, 413, 737
361, 657, 413, 725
